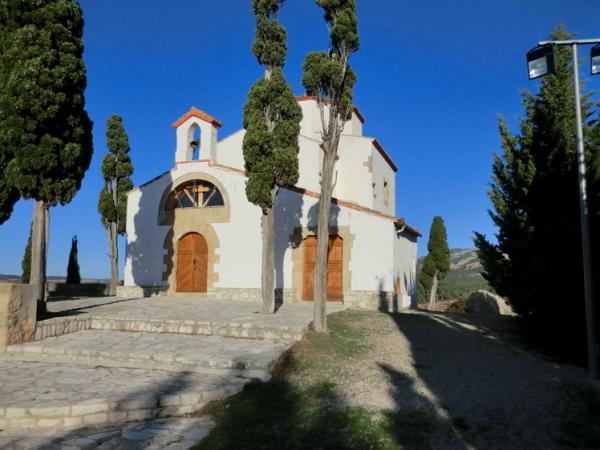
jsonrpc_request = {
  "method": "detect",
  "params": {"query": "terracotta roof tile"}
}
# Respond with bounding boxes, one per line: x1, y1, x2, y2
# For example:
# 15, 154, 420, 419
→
172, 107, 223, 128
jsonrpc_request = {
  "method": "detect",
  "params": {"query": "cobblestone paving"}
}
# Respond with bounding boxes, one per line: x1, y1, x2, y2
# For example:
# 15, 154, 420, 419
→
0, 416, 214, 449
6, 330, 293, 378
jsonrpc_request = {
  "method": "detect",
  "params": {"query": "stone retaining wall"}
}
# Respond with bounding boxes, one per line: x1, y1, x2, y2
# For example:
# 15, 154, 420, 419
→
0, 283, 36, 348
48, 282, 110, 298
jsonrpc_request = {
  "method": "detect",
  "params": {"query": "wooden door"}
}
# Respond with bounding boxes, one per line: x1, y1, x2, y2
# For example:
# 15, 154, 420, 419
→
302, 235, 343, 301
176, 233, 208, 293
326, 236, 343, 301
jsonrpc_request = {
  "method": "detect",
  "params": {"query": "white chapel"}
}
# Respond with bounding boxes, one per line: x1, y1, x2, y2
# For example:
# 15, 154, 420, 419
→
122, 96, 421, 309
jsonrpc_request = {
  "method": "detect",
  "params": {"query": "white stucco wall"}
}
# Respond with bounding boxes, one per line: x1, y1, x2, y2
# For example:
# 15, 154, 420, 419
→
124, 100, 418, 307
393, 229, 418, 309
371, 143, 397, 217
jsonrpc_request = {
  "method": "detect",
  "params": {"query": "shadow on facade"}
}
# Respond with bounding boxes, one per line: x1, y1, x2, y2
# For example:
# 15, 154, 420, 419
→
274, 189, 303, 304
127, 171, 174, 292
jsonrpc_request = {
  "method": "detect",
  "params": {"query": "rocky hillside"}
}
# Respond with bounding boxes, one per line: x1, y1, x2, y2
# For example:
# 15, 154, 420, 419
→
418, 248, 491, 301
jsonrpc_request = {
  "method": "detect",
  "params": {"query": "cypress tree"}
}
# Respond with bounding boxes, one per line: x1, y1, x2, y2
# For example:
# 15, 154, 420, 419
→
0, 2, 20, 224
21, 224, 32, 284
66, 235, 80, 284
418, 216, 450, 307
243, 0, 302, 314
98, 115, 133, 296
302, 0, 359, 333
475, 26, 600, 364
0, 0, 93, 315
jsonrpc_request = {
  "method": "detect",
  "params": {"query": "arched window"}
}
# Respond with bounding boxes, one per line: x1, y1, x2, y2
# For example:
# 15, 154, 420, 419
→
165, 180, 224, 210
190, 125, 201, 160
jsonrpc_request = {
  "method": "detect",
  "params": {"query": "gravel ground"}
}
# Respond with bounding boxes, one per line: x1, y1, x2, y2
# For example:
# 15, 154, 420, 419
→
287, 309, 600, 449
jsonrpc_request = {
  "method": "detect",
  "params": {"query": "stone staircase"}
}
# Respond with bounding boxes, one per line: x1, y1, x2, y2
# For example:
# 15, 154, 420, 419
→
4, 330, 293, 380
0, 298, 319, 432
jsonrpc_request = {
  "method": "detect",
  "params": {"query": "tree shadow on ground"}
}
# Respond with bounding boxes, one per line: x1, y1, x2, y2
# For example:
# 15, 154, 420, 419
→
29, 370, 225, 449
381, 308, 579, 449
41, 296, 141, 319
195, 375, 432, 450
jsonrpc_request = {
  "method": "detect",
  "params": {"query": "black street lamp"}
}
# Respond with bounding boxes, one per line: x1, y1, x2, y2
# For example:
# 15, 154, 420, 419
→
528, 37, 600, 378
592, 44, 600, 76
526, 45, 554, 79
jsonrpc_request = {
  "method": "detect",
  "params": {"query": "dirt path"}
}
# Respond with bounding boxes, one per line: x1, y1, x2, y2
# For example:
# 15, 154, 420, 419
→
286, 310, 600, 449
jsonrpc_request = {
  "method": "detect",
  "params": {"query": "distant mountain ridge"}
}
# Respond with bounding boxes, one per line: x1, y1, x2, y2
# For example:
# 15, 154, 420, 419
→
418, 248, 490, 301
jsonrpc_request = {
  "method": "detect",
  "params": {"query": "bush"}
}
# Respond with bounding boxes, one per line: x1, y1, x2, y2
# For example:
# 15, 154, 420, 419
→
446, 299, 467, 313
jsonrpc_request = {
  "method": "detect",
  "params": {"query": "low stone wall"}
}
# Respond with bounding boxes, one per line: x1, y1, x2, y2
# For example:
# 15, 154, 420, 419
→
116, 285, 168, 298
206, 287, 295, 303
344, 290, 412, 312
47, 282, 110, 298
0, 283, 36, 348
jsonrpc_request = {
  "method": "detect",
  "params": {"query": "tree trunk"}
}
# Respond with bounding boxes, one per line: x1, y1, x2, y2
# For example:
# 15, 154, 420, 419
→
30, 200, 48, 318
428, 270, 439, 310
313, 147, 338, 333
261, 204, 275, 314
106, 221, 119, 296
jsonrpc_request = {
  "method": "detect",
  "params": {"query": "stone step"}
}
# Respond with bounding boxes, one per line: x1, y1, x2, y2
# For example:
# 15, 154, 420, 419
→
4, 330, 294, 380
90, 316, 306, 341
0, 360, 245, 431
34, 314, 307, 341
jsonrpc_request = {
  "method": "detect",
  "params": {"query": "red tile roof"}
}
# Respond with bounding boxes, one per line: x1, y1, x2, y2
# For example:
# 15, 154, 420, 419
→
172, 107, 223, 128
372, 139, 398, 173
295, 95, 365, 124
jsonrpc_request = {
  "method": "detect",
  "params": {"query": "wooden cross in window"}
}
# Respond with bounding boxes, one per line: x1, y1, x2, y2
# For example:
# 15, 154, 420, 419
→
194, 185, 210, 207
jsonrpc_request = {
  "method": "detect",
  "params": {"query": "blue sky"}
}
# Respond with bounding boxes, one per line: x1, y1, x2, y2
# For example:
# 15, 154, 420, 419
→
1, 0, 599, 278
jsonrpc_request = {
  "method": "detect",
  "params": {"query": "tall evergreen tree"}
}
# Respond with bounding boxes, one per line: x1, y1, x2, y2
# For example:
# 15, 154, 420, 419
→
21, 224, 32, 284
418, 216, 450, 307
475, 27, 600, 364
0, 2, 20, 224
243, 0, 302, 314
66, 235, 81, 284
0, 0, 93, 315
98, 115, 133, 296
302, 0, 359, 332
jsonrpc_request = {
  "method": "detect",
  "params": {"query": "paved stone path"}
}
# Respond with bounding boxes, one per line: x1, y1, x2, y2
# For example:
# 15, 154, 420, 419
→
0, 296, 345, 445
34, 296, 344, 341
0, 416, 214, 449
5, 330, 293, 379
0, 360, 244, 431
49, 296, 324, 332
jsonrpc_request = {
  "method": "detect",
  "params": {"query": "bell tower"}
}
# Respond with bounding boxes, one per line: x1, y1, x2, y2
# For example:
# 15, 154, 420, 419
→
172, 107, 223, 163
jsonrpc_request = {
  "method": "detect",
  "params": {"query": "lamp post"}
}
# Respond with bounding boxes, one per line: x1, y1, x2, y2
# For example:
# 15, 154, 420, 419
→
527, 38, 600, 377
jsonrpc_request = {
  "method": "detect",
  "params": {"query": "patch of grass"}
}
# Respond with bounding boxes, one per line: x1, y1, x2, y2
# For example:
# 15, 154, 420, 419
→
195, 310, 433, 449
283, 309, 372, 374
195, 378, 430, 450
560, 384, 600, 448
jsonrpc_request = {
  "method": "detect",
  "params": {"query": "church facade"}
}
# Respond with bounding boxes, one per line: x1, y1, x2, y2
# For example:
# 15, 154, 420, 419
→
122, 97, 420, 310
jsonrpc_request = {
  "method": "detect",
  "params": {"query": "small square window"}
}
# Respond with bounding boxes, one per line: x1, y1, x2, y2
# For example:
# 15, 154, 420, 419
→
383, 180, 389, 206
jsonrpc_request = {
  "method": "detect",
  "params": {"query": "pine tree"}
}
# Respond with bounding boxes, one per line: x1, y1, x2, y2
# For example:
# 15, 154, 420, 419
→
21, 224, 32, 284
66, 236, 81, 284
98, 115, 133, 296
475, 26, 600, 363
243, 0, 302, 314
418, 216, 450, 307
0, 0, 93, 315
302, 0, 359, 332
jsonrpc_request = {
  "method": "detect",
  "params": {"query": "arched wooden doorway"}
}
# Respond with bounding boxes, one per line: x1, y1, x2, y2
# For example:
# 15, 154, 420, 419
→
176, 232, 208, 293
303, 235, 343, 301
